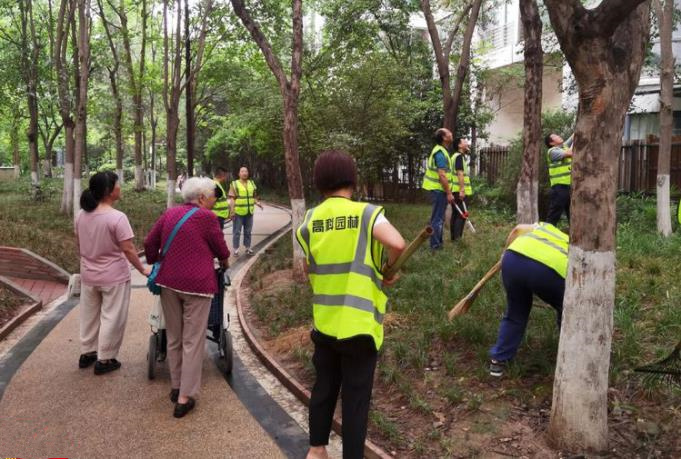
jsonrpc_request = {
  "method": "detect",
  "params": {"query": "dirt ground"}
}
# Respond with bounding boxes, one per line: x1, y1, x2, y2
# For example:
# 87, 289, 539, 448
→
244, 270, 681, 458
0, 286, 25, 329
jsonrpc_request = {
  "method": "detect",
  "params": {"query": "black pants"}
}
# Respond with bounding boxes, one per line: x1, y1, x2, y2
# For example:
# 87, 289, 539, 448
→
309, 330, 378, 459
546, 185, 570, 226
450, 196, 468, 241
217, 216, 226, 230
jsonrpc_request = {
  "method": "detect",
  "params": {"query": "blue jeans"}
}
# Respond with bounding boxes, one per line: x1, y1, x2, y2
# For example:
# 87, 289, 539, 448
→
233, 214, 253, 249
489, 250, 565, 362
429, 191, 447, 249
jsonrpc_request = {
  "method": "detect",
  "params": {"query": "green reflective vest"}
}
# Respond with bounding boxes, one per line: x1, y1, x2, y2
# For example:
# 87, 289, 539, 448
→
450, 152, 473, 196
213, 180, 229, 219
232, 180, 257, 216
678, 199, 681, 225
422, 144, 451, 192
295, 197, 387, 350
507, 222, 569, 278
547, 146, 572, 187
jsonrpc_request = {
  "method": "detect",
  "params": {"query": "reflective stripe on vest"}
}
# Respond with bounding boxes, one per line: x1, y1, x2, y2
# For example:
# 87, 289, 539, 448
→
507, 222, 569, 278
547, 147, 572, 187
232, 180, 256, 216
212, 180, 229, 218
422, 145, 451, 192
450, 152, 473, 195
295, 198, 387, 350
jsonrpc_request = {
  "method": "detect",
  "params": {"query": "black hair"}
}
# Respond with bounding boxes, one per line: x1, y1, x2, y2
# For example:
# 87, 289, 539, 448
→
214, 185, 224, 199
215, 166, 228, 176
434, 128, 448, 144
80, 171, 119, 212
453, 137, 464, 150
313, 150, 357, 194
544, 134, 555, 148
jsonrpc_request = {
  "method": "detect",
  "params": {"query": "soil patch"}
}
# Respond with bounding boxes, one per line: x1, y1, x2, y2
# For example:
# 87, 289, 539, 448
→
0, 286, 27, 330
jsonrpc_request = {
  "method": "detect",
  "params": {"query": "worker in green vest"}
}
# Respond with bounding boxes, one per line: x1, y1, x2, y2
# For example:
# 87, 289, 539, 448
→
489, 222, 568, 377
421, 128, 455, 250
545, 133, 574, 225
212, 167, 230, 229
450, 137, 474, 241
229, 166, 261, 256
297, 150, 405, 459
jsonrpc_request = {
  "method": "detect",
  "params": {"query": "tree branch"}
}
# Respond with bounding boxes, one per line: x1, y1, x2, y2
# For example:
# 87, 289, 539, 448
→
592, 0, 652, 37
444, 2, 473, 59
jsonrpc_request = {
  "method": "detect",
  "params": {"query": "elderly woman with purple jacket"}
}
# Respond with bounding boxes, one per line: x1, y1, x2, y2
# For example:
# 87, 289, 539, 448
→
144, 177, 230, 418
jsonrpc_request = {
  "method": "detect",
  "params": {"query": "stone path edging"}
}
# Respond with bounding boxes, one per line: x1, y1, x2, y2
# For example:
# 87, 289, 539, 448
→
233, 221, 392, 459
0, 275, 42, 341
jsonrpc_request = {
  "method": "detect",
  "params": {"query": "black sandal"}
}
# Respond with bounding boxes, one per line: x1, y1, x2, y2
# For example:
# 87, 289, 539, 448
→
173, 397, 195, 418
94, 359, 121, 375
78, 352, 97, 369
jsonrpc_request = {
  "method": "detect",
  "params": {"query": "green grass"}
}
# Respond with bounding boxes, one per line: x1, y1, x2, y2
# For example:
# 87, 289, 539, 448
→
0, 177, 169, 273
246, 192, 681, 455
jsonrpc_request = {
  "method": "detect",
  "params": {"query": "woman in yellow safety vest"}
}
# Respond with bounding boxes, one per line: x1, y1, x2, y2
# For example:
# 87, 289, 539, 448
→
297, 150, 406, 459
228, 166, 261, 256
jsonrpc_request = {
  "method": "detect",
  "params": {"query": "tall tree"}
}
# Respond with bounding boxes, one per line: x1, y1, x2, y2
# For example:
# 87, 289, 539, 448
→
231, 0, 307, 279
163, 0, 183, 208
98, 0, 125, 183
543, 0, 652, 451
654, 0, 673, 236
73, 0, 90, 218
516, 0, 543, 223
112, 0, 148, 191
421, 0, 473, 131
56, 0, 76, 214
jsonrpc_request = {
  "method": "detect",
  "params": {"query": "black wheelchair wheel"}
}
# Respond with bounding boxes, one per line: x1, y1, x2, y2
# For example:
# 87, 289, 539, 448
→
220, 328, 233, 375
147, 333, 158, 380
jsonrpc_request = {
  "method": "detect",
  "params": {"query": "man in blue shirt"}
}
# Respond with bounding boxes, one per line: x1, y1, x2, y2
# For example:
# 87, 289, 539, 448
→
422, 128, 455, 249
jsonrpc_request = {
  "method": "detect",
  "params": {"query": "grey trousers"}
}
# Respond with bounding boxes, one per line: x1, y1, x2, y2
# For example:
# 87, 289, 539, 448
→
80, 280, 131, 360
160, 288, 212, 398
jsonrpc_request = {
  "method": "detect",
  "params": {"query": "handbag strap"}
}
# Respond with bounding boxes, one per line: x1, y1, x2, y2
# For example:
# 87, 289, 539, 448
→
161, 207, 200, 258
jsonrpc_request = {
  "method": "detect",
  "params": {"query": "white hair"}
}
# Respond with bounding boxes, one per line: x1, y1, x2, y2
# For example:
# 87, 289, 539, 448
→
181, 177, 215, 203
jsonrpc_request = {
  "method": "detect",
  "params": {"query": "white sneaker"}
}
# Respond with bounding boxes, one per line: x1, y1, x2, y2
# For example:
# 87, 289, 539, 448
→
233, 249, 240, 257
246, 248, 254, 256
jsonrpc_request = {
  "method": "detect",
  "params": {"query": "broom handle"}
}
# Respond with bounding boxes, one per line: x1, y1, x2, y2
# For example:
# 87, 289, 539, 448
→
466, 260, 502, 298
382, 226, 433, 280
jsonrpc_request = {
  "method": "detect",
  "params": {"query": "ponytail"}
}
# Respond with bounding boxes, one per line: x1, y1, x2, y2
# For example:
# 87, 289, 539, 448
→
80, 171, 119, 212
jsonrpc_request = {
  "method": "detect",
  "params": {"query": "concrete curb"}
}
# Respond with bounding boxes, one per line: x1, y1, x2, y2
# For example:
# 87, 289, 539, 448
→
234, 227, 392, 459
0, 276, 43, 342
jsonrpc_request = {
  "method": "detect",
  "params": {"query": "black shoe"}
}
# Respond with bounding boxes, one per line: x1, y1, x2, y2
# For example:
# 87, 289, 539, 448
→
79, 352, 97, 368
173, 397, 196, 418
489, 359, 508, 377
94, 359, 121, 375
169, 389, 179, 403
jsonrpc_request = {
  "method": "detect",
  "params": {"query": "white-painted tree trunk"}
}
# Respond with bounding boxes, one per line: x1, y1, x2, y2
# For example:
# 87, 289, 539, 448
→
13, 165, 20, 178
61, 162, 74, 214
73, 178, 82, 223
166, 179, 176, 209
290, 197, 307, 279
549, 246, 616, 451
657, 174, 672, 236
31, 170, 39, 186
516, 179, 539, 224
135, 165, 144, 190
117, 168, 124, 185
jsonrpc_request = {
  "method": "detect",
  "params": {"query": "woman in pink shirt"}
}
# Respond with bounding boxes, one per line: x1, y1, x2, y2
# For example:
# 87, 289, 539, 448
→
144, 177, 230, 418
76, 171, 149, 375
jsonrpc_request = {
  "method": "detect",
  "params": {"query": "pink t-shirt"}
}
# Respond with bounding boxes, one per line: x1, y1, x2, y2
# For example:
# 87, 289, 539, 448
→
76, 208, 134, 287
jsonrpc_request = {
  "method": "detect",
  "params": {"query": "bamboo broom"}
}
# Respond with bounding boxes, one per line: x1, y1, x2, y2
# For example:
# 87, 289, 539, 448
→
447, 224, 535, 320
382, 226, 433, 280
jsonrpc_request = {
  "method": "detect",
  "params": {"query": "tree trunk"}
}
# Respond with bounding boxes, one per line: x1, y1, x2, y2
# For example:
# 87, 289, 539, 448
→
544, 0, 651, 452
164, 0, 182, 208
61, 123, 75, 213
655, 0, 673, 236
11, 116, 21, 178
516, 0, 543, 224
56, 0, 75, 214
449, 0, 482, 133
231, 0, 306, 279
19, 0, 41, 193
73, 0, 90, 218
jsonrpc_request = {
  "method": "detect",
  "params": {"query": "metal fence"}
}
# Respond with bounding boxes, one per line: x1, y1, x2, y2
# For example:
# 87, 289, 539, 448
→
478, 142, 681, 193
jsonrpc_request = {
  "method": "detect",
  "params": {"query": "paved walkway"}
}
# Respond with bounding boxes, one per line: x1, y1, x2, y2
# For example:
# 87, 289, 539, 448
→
0, 204, 305, 458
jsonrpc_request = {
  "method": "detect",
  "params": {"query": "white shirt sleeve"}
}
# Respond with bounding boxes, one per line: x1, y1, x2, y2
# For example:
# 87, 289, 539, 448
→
374, 213, 389, 227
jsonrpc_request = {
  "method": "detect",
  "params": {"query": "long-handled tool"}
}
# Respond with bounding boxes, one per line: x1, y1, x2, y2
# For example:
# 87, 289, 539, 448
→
447, 224, 535, 320
382, 226, 433, 280
454, 202, 476, 234
634, 339, 681, 388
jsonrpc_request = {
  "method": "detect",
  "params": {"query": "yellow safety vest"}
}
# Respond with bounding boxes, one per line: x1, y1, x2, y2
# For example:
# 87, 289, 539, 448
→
450, 152, 473, 196
232, 180, 257, 216
547, 146, 572, 187
678, 200, 681, 225
422, 145, 451, 192
213, 180, 229, 219
507, 222, 569, 278
295, 197, 387, 350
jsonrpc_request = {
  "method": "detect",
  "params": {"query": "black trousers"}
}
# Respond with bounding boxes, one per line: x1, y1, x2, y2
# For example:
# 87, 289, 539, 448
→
546, 185, 570, 226
217, 216, 226, 230
450, 196, 468, 241
309, 330, 378, 459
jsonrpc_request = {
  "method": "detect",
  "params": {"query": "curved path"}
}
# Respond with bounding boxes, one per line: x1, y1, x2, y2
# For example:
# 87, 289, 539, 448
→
0, 204, 313, 458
